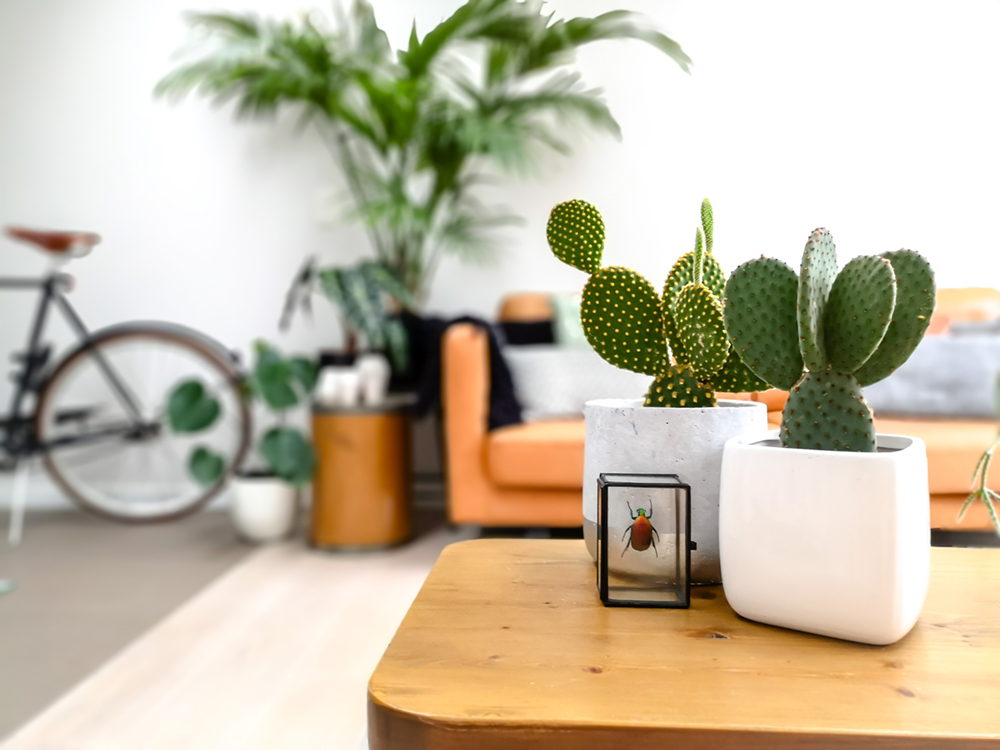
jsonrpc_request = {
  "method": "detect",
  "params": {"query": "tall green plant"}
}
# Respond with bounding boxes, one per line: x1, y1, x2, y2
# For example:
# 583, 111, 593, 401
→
156, 0, 690, 302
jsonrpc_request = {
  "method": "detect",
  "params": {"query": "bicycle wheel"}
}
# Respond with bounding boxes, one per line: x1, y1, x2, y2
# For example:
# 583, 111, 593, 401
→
36, 324, 252, 522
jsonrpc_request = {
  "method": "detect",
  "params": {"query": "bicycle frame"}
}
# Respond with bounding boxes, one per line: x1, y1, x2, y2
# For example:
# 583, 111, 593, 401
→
0, 273, 146, 458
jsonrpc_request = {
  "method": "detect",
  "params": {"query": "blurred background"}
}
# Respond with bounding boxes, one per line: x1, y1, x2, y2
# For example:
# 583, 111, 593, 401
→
3, 0, 996, 378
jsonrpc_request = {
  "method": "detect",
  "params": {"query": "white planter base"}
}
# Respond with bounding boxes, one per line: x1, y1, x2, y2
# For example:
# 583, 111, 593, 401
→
719, 432, 930, 645
230, 476, 299, 543
583, 398, 769, 584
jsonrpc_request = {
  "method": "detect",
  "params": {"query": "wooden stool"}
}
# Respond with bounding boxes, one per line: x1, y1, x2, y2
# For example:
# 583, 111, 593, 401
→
310, 396, 413, 549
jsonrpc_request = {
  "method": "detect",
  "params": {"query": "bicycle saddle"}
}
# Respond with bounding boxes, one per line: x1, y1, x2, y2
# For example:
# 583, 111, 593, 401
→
5, 226, 101, 255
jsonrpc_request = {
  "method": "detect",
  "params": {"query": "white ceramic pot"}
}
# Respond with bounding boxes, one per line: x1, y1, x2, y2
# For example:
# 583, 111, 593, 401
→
230, 474, 299, 543
583, 398, 768, 583
316, 366, 361, 408
357, 353, 391, 406
719, 432, 930, 645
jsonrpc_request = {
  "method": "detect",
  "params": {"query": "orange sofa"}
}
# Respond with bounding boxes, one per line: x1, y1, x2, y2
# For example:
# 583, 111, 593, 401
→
442, 292, 1000, 530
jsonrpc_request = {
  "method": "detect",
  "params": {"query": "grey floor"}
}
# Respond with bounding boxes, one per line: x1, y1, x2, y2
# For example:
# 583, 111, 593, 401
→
0, 511, 252, 740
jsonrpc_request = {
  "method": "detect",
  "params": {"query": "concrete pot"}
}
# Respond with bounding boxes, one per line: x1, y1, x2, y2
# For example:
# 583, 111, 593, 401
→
719, 432, 930, 645
230, 473, 298, 543
583, 398, 768, 583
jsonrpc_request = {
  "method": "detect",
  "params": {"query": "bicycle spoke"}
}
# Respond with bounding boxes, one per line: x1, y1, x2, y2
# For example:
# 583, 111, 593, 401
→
38, 330, 250, 520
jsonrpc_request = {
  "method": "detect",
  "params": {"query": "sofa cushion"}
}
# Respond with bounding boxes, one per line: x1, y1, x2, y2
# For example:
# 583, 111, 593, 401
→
503, 345, 650, 422
487, 419, 585, 490
874, 417, 1000, 495
862, 336, 1000, 418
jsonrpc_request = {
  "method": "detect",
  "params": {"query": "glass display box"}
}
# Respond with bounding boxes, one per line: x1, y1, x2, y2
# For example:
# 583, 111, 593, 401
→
596, 473, 695, 608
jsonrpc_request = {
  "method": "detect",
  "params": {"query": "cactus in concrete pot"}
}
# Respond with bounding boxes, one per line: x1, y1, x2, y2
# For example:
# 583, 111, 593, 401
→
724, 228, 935, 452
546, 198, 767, 407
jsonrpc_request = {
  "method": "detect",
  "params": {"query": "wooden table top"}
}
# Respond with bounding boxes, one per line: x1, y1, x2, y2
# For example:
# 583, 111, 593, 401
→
368, 539, 1000, 749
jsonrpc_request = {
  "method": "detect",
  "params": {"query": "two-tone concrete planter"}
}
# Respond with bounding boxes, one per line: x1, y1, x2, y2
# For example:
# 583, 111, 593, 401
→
719, 432, 930, 645
583, 398, 769, 584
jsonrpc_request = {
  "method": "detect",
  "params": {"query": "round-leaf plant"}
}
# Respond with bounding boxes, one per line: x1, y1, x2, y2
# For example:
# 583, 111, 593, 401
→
724, 231, 935, 452
167, 342, 319, 486
546, 198, 768, 407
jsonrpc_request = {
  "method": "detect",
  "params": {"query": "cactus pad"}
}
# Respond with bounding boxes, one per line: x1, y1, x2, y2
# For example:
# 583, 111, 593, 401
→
797, 228, 838, 371
824, 255, 896, 374
701, 198, 714, 254
855, 250, 936, 387
581, 266, 667, 375
661, 249, 724, 363
781, 369, 876, 452
644, 364, 716, 408
663, 308, 688, 366
546, 199, 605, 274
671, 283, 730, 379
663, 249, 725, 304
710, 348, 771, 393
723, 257, 804, 390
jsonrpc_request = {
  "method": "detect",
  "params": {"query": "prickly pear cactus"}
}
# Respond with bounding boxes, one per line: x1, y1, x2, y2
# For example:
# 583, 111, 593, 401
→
724, 229, 935, 451
546, 198, 767, 408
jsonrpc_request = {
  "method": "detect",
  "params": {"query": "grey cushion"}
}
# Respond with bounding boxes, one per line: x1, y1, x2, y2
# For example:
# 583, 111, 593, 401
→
863, 336, 1000, 418
503, 346, 650, 422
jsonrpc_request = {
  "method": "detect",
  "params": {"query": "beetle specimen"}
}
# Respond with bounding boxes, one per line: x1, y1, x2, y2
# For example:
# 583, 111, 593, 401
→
621, 501, 660, 557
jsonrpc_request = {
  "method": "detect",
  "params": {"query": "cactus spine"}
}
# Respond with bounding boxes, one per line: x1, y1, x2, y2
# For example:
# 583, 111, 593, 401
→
546, 198, 767, 408
724, 231, 935, 451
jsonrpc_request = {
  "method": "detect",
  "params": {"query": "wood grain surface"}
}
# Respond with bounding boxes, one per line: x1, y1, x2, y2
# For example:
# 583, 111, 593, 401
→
368, 540, 1000, 749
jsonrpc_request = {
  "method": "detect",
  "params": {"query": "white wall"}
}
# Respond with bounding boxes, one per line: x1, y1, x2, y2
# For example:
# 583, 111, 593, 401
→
2, 0, 999, 366
0, 0, 998, 506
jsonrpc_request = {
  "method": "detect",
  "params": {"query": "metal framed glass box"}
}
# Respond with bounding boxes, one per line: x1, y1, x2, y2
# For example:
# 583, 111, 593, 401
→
597, 473, 694, 608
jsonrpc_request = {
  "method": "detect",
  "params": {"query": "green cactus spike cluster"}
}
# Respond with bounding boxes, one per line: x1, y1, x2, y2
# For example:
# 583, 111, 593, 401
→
546, 198, 768, 408
724, 230, 935, 452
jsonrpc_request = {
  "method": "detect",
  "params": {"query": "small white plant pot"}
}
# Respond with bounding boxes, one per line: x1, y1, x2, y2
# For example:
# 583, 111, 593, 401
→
316, 366, 362, 408
719, 432, 931, 645
583, 398, 769, 583
230, 474, 299, 543
357, 353, 391, 406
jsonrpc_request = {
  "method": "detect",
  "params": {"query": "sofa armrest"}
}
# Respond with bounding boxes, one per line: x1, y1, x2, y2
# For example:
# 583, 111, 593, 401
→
441, 323, 491, 521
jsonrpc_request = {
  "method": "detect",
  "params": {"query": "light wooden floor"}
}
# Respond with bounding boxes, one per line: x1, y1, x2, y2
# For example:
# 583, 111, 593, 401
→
2, 525, 475, 750
0, 511, 251, 739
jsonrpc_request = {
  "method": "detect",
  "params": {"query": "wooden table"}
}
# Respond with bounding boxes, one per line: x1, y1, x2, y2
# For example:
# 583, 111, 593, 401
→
368, 539, 1000, 749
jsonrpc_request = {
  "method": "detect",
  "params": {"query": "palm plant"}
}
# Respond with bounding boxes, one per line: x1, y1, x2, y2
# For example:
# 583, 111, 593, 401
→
156, 0, 690, 303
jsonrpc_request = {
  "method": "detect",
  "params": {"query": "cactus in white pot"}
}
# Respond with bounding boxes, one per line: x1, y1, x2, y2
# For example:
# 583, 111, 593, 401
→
546, 198, 768, 583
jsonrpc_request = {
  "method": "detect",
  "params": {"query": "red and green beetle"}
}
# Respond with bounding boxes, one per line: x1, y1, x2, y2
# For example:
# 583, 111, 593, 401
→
621, 501, 660, 557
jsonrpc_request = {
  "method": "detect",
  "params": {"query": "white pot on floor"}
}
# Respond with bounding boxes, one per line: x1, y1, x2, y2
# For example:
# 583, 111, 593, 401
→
583, 398, 768, 584
230, 473, 298, 543
719, 432, 930, 645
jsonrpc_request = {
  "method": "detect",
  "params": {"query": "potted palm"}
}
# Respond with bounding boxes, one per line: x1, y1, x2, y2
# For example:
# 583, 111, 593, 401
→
546, 198, 769, 583
719, 229, 936, 644
155, 0, 691, 304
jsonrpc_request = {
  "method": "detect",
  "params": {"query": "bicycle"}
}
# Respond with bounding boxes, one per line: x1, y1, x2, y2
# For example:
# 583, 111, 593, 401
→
0, 226, 252, 529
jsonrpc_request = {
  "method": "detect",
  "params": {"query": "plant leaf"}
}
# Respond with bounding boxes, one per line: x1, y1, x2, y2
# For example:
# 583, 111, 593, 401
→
260, 427, 315, 485
289, 357, 319, 394
189, 445, 226, 485
252, 341, 299, 411
168, 380, 221, 433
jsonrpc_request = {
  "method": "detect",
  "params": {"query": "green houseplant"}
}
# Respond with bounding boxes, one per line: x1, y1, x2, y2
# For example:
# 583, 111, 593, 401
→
961, 375, 1000, 534
280, 257, 416, 371
155, 0, 691, 303
547, 197, 768, 404
718, 228, 938, 645
548, 198, 770, 584
169, 341, 318, 541
231, 341, 317, 542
